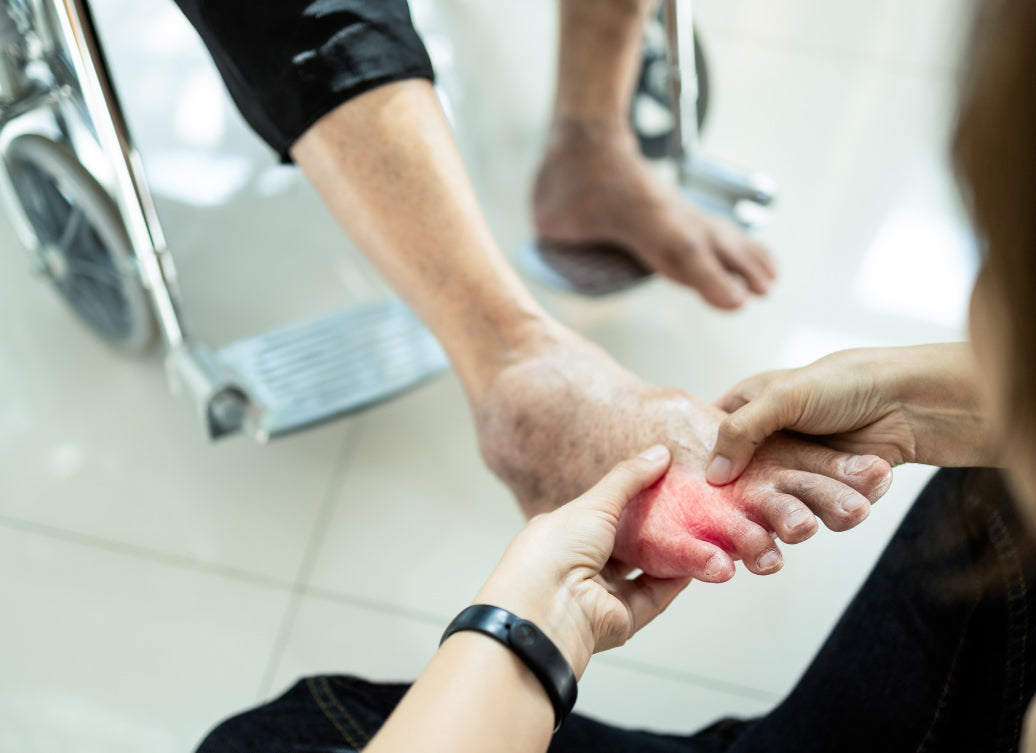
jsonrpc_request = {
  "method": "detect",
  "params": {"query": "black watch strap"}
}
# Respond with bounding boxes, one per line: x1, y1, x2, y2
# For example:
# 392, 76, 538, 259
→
440, 604, 578, 731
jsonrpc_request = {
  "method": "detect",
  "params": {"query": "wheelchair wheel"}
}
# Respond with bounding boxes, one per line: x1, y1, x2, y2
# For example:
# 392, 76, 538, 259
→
633, 23, 709, 159
4, 133, 156, 353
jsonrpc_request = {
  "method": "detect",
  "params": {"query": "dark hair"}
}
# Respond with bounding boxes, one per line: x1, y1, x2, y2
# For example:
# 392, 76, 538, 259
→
953, 0, 1036, 450
944, 0, 1036, 594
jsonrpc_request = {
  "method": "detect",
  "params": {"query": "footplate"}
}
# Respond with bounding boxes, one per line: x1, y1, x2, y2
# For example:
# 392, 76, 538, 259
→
213, 300, 448, 441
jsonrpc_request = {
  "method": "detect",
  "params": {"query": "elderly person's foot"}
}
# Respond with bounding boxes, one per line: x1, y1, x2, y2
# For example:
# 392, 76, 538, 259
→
532, 122, 777, 309
476, 330, 892, 581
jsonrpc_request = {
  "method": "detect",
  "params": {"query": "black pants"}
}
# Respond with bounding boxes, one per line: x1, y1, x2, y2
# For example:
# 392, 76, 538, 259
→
194, 468, 1036, 752
170, 0, 434, 162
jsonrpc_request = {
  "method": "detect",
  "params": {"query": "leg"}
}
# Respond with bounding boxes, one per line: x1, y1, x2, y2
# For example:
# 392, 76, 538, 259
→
476, 335, 892, 580
194, 674, 734, 753
532, 0, 777, 309
722, 468, 1036, 752
174, 2, 889, 579
195, 471, 1032, 753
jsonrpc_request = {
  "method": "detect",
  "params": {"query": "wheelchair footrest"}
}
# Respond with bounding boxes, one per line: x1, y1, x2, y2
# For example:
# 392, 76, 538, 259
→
215, 300, 448, 441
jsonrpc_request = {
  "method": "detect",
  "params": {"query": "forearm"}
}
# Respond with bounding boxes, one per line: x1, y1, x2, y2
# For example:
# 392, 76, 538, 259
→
290, 79, 560, 403
366, 632, 554, 753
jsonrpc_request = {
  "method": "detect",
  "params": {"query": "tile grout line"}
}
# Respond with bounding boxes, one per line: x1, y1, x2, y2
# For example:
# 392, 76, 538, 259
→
294, 584, 780, 705
595, 654, 780, 704
0, 512, 294, 591
254, 420, 365, 701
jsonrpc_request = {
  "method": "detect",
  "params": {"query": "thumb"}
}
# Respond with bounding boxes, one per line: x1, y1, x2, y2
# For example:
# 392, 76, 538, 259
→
572, 445, 672, 520
707, 390, 800, 485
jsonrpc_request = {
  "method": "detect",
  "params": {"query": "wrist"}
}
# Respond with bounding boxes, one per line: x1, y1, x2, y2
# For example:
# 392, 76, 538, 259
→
441, 605, 578, 731
884, 343, 995, 465
473, 576, 594, 679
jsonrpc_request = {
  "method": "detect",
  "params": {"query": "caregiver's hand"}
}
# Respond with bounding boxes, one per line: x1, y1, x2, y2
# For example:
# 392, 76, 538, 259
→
474, 445, 692, 679
706, 343, 996, 486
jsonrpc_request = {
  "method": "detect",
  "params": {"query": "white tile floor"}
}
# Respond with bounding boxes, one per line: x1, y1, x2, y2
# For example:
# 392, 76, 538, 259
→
0, 1, 978, 751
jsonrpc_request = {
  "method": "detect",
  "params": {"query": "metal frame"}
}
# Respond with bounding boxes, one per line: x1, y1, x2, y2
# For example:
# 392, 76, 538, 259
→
0, 0, 447, 441
662, 0, 777, 214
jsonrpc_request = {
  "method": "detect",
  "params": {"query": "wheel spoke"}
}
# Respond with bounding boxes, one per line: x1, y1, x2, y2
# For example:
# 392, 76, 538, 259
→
66, 256, 122, 288
57, 206, 86, 253
68, 280, 127, 337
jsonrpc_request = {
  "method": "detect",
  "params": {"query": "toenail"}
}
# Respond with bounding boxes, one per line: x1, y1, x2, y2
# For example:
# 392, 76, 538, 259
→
786, 509, 813, 531
705, 554, 727, 580
845, 456, 876, 475
840, 494, 867, 514
757, 550, 782, 571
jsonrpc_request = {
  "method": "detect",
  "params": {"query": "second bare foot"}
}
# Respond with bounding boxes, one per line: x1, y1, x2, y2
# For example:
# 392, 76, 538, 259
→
532, 122, 777, 309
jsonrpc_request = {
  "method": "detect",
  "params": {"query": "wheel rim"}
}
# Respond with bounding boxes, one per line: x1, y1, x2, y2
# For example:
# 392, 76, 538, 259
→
14, 155, 137, 342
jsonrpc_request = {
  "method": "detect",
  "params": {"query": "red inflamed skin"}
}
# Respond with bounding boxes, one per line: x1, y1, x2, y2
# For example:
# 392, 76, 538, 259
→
614, 431, 892, 581
477, 333, 894, 583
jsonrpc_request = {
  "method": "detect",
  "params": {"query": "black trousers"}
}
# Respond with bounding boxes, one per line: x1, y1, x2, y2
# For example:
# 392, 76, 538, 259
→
170, 0, 434, 161
193, 468, 1036, 753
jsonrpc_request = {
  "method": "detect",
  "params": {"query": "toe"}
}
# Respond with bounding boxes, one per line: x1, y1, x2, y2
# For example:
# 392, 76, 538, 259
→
726, 517, 785, 575
778, 471, 872, 532
669, 244, 749, 310
667, 538, 737, 583
842, 455, 894, 502
755, 493, 819, 544
777, 443, 893, 503
713, 231, 774, 297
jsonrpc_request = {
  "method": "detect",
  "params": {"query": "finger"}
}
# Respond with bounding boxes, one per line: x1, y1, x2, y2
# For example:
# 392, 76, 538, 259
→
571, 445, 672, 519
613, 574, 692, 639
777, 471, 872, 533
714, 370, 788, 413
707, 390, 802, 485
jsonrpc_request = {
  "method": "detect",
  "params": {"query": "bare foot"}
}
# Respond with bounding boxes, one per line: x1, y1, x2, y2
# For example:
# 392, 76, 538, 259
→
532, 122, 777, 310
476, 332, 892, 581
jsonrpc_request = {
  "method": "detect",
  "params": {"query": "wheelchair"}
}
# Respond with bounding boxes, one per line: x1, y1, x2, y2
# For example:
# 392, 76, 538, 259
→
0, 0, 448, 442
0, 0, 774, 439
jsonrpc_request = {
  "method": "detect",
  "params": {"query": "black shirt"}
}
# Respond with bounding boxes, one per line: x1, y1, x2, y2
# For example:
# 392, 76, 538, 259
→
172, 0, 435, 161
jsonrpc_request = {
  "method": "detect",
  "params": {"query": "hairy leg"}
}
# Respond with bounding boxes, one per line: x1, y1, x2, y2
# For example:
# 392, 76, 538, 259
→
534, 0, 776, 309
477, 330, 892, 581
293, 81, 886, 582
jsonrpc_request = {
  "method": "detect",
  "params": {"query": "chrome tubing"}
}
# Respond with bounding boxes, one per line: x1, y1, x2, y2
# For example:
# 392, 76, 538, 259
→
48, 0, 186, 347
662, 0, 700, 166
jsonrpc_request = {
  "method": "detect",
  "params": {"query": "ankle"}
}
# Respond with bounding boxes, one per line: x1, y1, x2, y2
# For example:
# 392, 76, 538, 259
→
545, 117, 638, 153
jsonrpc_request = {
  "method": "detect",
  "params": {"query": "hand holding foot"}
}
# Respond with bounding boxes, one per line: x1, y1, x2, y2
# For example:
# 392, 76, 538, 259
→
476, 331, 893, 581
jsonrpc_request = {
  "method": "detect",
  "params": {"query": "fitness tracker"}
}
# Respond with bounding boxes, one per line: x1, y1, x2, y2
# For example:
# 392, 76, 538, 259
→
440, 604, 578, 731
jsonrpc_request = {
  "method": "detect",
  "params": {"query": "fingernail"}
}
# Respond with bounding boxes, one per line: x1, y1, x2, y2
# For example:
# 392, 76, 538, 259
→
706, 455, 732, 485
640, 445, 669, 462
846, 456, 877, 475
757, 550, 782, 572
786, 509, 813, 531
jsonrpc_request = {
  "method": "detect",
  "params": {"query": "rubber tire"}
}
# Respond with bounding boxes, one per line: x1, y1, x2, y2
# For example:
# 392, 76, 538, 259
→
4, 133, 156, 353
